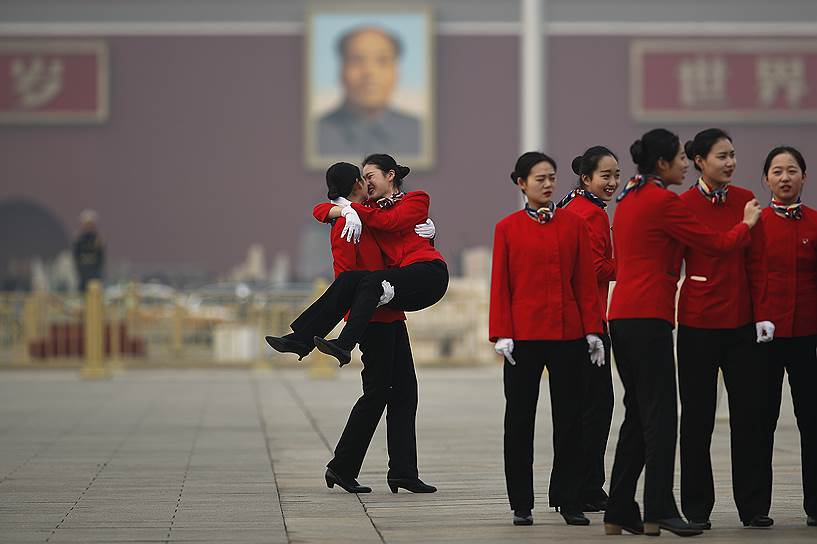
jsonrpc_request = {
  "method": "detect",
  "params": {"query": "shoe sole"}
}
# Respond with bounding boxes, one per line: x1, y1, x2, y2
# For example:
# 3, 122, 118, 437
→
313, 337, 351, 366
644, 522, 703, 537
265, 336, 308, 360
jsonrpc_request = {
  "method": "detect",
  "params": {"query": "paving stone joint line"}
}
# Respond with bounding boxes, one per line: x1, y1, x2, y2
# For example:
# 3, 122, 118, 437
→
250, 374, 291, 544
275, 369, 387, 544
45, 390, 163, 543
164, 388, 211, 544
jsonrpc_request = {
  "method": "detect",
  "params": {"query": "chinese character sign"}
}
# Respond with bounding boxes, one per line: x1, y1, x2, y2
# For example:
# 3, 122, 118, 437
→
631, 40, 817, 123
0, 40, 109, 124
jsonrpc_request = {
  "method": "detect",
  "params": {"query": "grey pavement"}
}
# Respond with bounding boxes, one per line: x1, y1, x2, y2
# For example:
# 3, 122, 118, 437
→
0, 366, 812, 543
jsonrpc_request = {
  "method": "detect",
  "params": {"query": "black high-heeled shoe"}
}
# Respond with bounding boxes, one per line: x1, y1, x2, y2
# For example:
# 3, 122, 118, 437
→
313, 337, 352, 367
513, 510, 533, 526
742, 515, 774, 528
387, 477, 437, 493
265, 335, 311, 360
560, 510, 590, 526
687, 519, 712, 530
643, 517, 703, 537
324, 468, 371, 494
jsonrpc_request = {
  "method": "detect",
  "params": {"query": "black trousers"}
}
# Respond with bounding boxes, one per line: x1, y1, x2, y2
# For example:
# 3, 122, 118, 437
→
580, 330, 614, 502
338, 260, 448, 350
763, 335, 817, 517
503, 339, 585, 512
605, 319, 681, 524
290, 270, 369, 345
289, 260, 448, 350
327, 321, 419, 480
677, 324, 770, 523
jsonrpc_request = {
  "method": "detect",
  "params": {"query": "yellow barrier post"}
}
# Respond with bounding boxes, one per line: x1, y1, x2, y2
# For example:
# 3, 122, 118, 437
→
19, 293, 40, 365
171, 298, 184, 360
81, 280, 110, 379
307, 278, 337, 379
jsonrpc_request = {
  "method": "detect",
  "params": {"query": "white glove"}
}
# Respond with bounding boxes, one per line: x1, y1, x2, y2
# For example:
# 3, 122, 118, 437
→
377, 280, 395, 307
339, 206, 362, 243
415, 218, 436, 239
755, 321, 775, 343
586, 334, 605, 367
495, 338, 516, 365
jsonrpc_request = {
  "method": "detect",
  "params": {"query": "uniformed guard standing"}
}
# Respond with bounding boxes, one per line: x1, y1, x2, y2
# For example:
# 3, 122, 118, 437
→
73, 209, 105, 293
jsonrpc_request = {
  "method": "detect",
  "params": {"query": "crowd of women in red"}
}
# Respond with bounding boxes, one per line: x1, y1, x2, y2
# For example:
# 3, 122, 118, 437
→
266, 131, 815, 538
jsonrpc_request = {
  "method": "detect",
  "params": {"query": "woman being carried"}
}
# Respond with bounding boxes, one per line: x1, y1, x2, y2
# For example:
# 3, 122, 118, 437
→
266, 153, 448, 368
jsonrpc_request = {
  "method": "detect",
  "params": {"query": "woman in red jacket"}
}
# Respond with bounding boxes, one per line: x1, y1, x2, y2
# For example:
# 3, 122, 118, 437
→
267, 153, 447, 360
677, 128, 774, 529
490, 151, 605, 527
759, 146, 817, 528
555, 146, 620, 512
310, 162, 435, 495
604, 128, 761, 537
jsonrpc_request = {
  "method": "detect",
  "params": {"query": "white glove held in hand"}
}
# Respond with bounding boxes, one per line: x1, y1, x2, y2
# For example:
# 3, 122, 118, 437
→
755, 321, 775, 343
586, 334, 606, 367
415, 218, 436, 239
339, 206, 362, 243
495, 338, 516, 365
377, 280, 395, 307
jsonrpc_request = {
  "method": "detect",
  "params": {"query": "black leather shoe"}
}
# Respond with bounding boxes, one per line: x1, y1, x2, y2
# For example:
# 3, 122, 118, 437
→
604, 521, 644, 535
560, 510, 590, 526
313, 337, 352, 367
807, 514, 816, 527
324, 468, 371, 493
688, 519, 711, 530
743, 515, 774, 528
513, 510, 533, 525
387, 477, 437, 493
644, 518, 703, 537
265, 334, 311, 360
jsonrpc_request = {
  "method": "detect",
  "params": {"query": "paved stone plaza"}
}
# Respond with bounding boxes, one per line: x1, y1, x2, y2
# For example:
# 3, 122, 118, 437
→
0, 366, 813, 543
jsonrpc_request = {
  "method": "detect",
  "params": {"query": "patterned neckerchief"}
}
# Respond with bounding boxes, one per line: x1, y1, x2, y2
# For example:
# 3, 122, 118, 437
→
524, 202, 556, 224
616, 175, 666, 202
697, 178, 728, 205
556, 188, 607, 210
376, 191, 406, 208
771, 198, 803, 220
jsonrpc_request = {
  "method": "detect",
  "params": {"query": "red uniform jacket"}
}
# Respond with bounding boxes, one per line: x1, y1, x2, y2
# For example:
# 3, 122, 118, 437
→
609, 182, 751, 325
489, 208, 602, 342
677, 185, 769, 328
313, 203, 405, 324
760, 206, 817, 337
350, 191, 445, 267
562, 196, 615, 323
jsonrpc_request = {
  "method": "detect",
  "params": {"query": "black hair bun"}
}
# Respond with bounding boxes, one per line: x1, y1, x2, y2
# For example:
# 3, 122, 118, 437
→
396, 165, 411, 179
630, 139, 644, 164
510, 171, 518, 184
571, 155, 584, 176
683, 140, 695, 160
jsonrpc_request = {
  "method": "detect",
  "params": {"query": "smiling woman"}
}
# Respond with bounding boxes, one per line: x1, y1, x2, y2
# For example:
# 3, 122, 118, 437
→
675, 128, 776, 530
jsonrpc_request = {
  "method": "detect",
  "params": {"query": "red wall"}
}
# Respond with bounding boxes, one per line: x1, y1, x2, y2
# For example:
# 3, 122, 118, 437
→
2, 34, 816, 276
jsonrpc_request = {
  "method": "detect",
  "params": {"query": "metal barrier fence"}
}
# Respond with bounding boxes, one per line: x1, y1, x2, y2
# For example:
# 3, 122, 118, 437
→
0, 277, 497, 370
